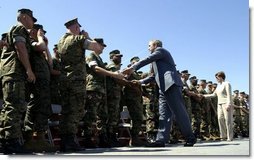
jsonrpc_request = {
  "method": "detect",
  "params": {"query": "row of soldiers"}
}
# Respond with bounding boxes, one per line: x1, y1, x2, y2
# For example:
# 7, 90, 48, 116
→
0, 8, 160, 154
0, 8, 249, 154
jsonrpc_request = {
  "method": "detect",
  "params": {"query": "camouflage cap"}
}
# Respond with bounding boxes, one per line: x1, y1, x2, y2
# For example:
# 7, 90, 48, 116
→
233, 90, 239, 94
33, 24, 47, 34
181, 70, 190, 75
240, 91, 245, 95
130, 56, 140, 63
207, 81, 213, 86
64, 18, 81, 28
18, 8, 37, 22
94, 38, 107, 47
1, 33, 7, 40
199, 79, 206, 83
189, 76, 198, 80
109, 49, 122, 59
54, 44, 58, 49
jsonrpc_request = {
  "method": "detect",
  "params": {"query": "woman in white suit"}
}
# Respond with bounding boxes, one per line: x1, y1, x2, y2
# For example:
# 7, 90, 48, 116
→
204, 71, 233, 141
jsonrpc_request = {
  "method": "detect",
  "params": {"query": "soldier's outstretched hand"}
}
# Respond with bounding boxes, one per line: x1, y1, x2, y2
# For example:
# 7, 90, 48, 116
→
122, 67, 134, 76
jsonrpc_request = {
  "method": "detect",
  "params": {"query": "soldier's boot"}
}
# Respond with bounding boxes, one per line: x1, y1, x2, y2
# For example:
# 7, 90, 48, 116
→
23, 131, 36, 152
3, 138, 32, 154
108, 133, 122, 147
60, 134, 83, 152
130, 136, 147, 147
34, 131, 56, 153
98, 133, 111, 148
210, 133, 221, 141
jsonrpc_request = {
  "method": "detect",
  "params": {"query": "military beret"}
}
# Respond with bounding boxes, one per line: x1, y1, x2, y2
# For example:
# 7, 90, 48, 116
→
189, 76, 197, 80
109, 50, 122, 58
33, 24, 46, 34
213, 83, 217, 86
181, 70, 190, 75
130, 56, 140, 63
1, 33, 7, 40
94, 38, 107, 47
18, 8, 37, 22
233, 90, 239, 94
64, 18, 81, 28
240, 91, 245, 95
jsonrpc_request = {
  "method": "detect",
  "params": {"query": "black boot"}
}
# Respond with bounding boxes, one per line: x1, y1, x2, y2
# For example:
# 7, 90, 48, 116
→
60, 134, 83, 152
3, 138, 32, 154
108, 133, 122, 147
98, 133, 111, 148
184, 137, 197, 147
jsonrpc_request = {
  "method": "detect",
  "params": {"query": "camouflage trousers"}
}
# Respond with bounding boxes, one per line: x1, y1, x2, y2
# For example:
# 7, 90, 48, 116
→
145, 103, 159, 133
23, 78, 52, 133
59, 80, 86, 135
0, 76, 27, 140
183, 96, 192, 123
125, 97, 143, 137
233, 115, 243, 135
191, 102, 202, 137
82, 91, 108, 137
107, 90, 121, 134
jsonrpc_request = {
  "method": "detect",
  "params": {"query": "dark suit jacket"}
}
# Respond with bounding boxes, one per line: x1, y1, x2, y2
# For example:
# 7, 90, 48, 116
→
132, 47, 182, 92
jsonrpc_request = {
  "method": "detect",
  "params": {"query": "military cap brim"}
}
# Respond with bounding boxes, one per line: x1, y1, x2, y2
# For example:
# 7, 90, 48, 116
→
64, 18, 82, 28
18, 8, 37, 22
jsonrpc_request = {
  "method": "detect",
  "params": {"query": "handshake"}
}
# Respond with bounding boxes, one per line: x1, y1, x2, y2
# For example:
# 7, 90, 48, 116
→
112, 67, 135, 80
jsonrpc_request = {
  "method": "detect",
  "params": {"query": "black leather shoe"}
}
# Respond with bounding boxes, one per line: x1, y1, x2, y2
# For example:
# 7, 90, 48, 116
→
184, 138, 197, 147
146, 141, 165, 147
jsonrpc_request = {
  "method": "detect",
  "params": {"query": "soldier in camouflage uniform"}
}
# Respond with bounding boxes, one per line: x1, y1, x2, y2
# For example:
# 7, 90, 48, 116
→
106, 49, 123, 147
189, 76, 203, 140
232, 90, 243, 138
197, 79, 212, 140
142, 77, 159, 143
83, 39, 124, 148
180, 70, 192, 122
0, 9, 36, 154
0, 33, 7, 101
239, 92, 249, 137
22, 24, 55, 152
206, 81, 220, 140
50, 44, 61, 105
123, 56, 146, 146
57, 18, 103, 152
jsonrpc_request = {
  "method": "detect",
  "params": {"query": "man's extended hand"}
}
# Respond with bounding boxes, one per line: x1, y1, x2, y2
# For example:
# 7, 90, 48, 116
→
122, 67, 134, 76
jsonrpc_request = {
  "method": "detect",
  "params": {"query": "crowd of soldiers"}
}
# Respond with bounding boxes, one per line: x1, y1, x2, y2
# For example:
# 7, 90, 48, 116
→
0, 9, 249, 154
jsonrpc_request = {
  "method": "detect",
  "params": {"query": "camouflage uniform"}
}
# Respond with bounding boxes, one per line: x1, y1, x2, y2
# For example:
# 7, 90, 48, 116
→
0, 24, 31, 140
106, 62, 122, 135
182, 80, 192, 122
57, 33, 87, 137
207, 88, 220, 139
239, 98, 249, 137
83, 52, 108, 144
23, 38, 52, 134
233, 95, 243, 137
50, 57, 61, 104
198, 86, 211, 139
122, 71, 143, 139
189, 83, 202, 139
142, 82, 159, 142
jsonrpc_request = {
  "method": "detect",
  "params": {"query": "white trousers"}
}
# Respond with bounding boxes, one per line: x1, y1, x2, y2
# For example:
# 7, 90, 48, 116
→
217, 103, 234, 141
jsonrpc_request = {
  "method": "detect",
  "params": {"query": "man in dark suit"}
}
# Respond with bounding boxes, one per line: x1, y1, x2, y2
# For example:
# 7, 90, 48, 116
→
122, 40, 196, 147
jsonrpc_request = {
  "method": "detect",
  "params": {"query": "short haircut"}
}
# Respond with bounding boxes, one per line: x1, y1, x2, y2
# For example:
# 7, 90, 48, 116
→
151, 40, 163, 47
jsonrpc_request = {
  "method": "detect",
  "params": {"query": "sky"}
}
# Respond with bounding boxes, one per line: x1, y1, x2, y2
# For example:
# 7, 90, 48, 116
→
0, 0, 250, 94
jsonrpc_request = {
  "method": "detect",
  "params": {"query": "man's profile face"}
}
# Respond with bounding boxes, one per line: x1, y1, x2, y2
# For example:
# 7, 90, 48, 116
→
148, 41, 156, 53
